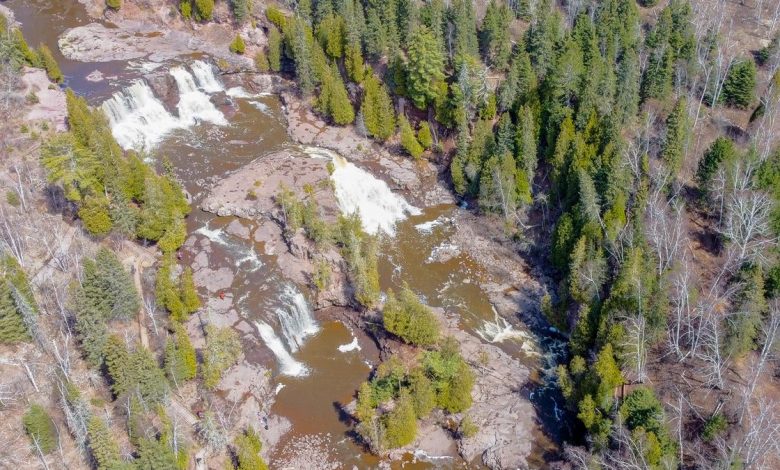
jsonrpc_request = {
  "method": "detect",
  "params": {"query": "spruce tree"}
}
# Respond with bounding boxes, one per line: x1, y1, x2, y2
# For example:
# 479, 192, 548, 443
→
194, 0, 214, 21
417, 122, 433, 150
230, 34, 246, 54
267, 26, 282, 72
382, 389, 417, 448
406, 27, 445, 110
181, 267, 201, 314
23, 404, 58, 454
231, 0, 250, 23
37, 44, 63, 83
660, 99, 688, 175
399, 115, 424, 159
361, 73, 395, 140
479, 0, 512, 70
721, 59, 756, 109
165, 323, 198, 384
87, 417, 122, 470
103, 334, 133, 398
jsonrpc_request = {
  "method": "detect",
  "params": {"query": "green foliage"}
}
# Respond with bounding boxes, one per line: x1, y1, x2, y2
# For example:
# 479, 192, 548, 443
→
423, 337, 474, 413
71, 248, 139, 365
231, 0, 250, 23
106, 0, 121, 10
202, 325, 242, 389
230, 34, 246, 54
23, 404, 58, 454
135, 435, 179, 470
37, 44, 63, 83
660, 99, 688, 175
702, 413, 728, 442
399, 115, 424, 159
165, 322, 198, 384
333, 213, 380, 308
79, 196, 113, 236
181, 267, 201, 313
179, 0, 192, 19
479, 0, 511, 70
87, 417, 122, 470
317, 65, 354, 125
265, 6, 287, 30
194, 0, 214, 21
382, 389, 417, 448
361, 73, 395, 140
313, 259, 332, 292
417, 122, 433, 150
406, 27, 446, 109
254, 50, 269, 72
697, 137, 736, 196
232, 427, 269, 470
267, 26, 282, 72
724, 266, 766, 358
382, 283, 439, 346
0, 256, 37, 344
104, 335, 169, 405
721, 59, 756, 109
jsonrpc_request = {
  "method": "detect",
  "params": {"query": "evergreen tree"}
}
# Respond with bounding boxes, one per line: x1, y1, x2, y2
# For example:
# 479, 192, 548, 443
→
721, 59, 757, 109
135, 436, 179, 470
23, 404, 58, 454
316, 13, 345, 59
289, 20, 317, 95
37, 44, 63, 83
361, 73, 395, 140
132, 346, 170, 405
230, 34, 246, 54
232, 427, 269, 470
165, 322, 198, 384
181, 267, 201, 314
382, 284, 439, 346
106, 0, 122, 10
104, 334, 133, 398
231, 0, 250, 23
267, 26, 282, 72
382, 389, 417, 448
194, 0, 214, 21
696, 137, 736, 195
317, 65, 354, 125
87, 417, 122, 470
417, 122, 433, 150
202, 325, 242, 389
406, 27, 446, 110
399, 115, 424, 159
451, 0, 479, 62
479, 0, 512, 70
660, 99, 688, 175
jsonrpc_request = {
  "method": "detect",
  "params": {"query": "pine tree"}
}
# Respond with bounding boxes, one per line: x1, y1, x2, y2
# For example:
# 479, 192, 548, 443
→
37, 44, 63, 83
267, 26, 282, 72
399, 115, 424, 159
233, 427, 269, 470
230, 34, 246, 54
406, 27, 445, 110
361, 73, 395, 140
23, 404, 58, 454
660, 98, 688, 175
344, 42, 364, 83
317, 65, 355, 125
289, 20, 316, 95
696, 137, 736, 195
316, 13, 344, 59
479, 0, 512, 70
194, 0, 214, 21
382, 284, 439, 346
181, 267, 201, 314
202, 325, 242, 389
515, 106, 537, 183
721, 59, 757, 109
452, 0, 479, 62
135, 436, 179, 470
132, 346, 169, 405
87, 417, 122, 470
165, 323, 198, 384
104, 334, 133, 397
382, 389, 417, 448
231, 0, 250, 23
417, 122, 433, 150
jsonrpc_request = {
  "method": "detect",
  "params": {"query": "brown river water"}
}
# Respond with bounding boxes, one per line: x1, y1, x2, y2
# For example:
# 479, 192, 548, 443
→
6, 1, 567, 467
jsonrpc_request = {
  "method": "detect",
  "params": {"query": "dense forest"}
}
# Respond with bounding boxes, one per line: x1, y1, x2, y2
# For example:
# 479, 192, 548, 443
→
2, 0, 780, 468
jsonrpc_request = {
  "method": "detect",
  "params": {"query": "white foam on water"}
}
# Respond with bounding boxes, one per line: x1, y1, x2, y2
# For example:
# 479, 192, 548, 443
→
236, 246, 263, 272
337, 337, 360, 353
169, 66, 227, 126
194, 225, 228, 244
425, 242, 460, 264
191, 60, 224, 93
127, 60, 164, 73
254, 320, 308, 377
101, 80, 185, 151
327, 152, 420, 236
227, 86, 254, 98
477, 308, 535, 347
275, 285, 319, 352
274, 383, 286, 394
249, 101, 272, 115
415, 216, 450, 233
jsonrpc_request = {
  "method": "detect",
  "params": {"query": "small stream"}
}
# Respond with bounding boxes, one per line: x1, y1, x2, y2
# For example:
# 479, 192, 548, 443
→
6, 1, 566, 467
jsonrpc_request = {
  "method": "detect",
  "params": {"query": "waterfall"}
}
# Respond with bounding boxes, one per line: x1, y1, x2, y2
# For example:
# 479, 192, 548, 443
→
326, 152, 420, 236
254, 321, 308, 376
101, 80, 184, 151
191, 60, 224, 93
275, 285, 319, 352
169, 66, 227, 126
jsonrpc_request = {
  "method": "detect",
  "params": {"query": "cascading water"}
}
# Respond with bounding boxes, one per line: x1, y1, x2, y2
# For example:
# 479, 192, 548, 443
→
255, 285, 319, 376
275, 285, 319, 352
191, 60, 224, 93
323, 151, 421, 236
101, 80, 184, 151
169, 66, 227, 126
254, 321, 308, 377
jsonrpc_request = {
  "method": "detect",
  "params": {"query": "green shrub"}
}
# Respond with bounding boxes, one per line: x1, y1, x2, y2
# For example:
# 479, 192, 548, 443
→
382, 389, 417, 448
399, 116, 423, 159
23, 404, 58, 454
194, 0, 214, 21
417, 122, 433, 150
459, 415, 478, 438
382, 284, 439, 346
202, 325, 242, 389
78, 196, 113, 237
702, 413, 728, 442
265, 6, 287, 30
254, 50, 269, 72
5, 190, 20, 207
180, 0, 192, 18
26, 92, 39, 104
105, 0, 121, 10
37, 44, 63, 83
230, 34, 246, 54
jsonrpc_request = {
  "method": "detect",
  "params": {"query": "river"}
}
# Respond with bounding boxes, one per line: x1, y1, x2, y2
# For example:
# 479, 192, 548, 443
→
5, 1, 565, 467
